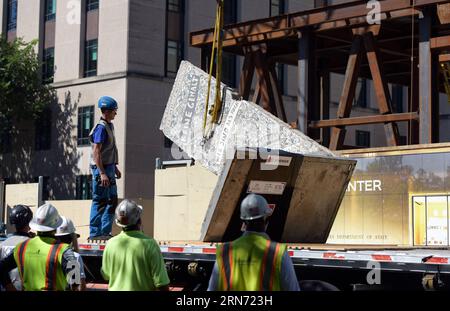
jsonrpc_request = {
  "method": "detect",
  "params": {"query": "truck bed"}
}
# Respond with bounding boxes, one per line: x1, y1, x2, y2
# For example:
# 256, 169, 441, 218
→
78, 241, 450, 290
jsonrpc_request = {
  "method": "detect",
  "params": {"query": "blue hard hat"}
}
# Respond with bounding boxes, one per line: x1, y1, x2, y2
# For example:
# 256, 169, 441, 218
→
98, 96, 118, 110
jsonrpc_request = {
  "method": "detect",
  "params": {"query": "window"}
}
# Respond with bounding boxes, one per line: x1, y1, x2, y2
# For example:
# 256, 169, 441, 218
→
270, 0, 285, 17
42, 48, 55, 83
413, 196, 449, 246
222, 52, 236, 88
224, 0, 237, 25
34, 176, 50, 200
45, 0, 56, 21
86, 0, 99, 12
77, 106, 94, 146
356, 130, 370, 148
35, 109, 52, 151
165, 0, 184, 77
76, 175, 92, 200
166, 40, 182, 77
84, 39, 98, 77
7, 0, 17, 31
168, 0, 182, 12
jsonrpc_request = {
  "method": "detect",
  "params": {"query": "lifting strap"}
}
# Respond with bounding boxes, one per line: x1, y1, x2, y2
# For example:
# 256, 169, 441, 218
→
203, 0, 224, 139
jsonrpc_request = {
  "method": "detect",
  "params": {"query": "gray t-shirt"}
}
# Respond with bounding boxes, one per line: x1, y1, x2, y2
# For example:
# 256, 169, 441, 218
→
0, 234, 30, 291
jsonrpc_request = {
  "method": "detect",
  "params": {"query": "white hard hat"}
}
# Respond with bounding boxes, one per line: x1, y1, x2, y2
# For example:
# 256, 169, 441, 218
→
29, 203, 63, 232
115, 199, 143, 228
55, 216, 80, 237
240, 194, 273, 221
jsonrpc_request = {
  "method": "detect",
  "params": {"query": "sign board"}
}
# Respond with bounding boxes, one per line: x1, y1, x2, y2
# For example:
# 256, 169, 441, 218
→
247, 180, 287, 195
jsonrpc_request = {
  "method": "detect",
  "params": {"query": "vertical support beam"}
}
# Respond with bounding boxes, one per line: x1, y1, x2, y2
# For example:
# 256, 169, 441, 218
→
419, 7, 439, 144
239, 52, 255, 100
320, 59, 330, 147
0, 180, 5, 225
363, 32, 400, 146
409, 56, 420, 145
297, 30, 313, 134
329, 35, 363, 150
254, 50, 277, 114
269, 62, 287, 122
310, 41, 320, 141
252, 82, 261, 104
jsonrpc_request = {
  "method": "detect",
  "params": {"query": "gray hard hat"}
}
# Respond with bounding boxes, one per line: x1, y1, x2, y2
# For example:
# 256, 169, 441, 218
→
29, 203, 63, 232
240, 194, 272, 221
115, 199, 143, 228
55, 216, 80, 238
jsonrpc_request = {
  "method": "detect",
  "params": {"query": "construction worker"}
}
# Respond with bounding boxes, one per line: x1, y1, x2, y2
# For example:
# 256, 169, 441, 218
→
208, 194, 300, 291
0, 203, 80, 291
89, 96, 121, 239
55, 217, 86, 290
101, 199, 170, 291
0, 205, 34, 291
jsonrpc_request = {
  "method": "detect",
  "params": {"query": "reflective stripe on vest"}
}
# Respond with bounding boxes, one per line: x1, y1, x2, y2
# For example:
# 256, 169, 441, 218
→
17, 239, 31, 279
45, 242, 65, 291
263, 242, 280, 291
219, 243, 232, 290
221, 239, 280, 291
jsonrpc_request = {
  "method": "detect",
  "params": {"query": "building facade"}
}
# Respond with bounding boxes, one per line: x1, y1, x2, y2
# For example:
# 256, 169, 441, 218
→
0, 0, 448, 202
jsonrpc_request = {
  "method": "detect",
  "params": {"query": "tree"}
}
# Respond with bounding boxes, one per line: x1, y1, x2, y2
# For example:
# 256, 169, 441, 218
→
0, 36, 55, 134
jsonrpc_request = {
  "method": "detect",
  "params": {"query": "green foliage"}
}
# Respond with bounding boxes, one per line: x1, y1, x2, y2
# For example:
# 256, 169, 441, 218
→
0, 35, 55, 133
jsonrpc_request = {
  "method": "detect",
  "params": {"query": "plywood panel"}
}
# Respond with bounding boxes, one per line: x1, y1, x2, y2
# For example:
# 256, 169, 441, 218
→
47, 200, 91, 242
154, 168, 188, 196
154, 165, 217, 241
5, 183, 39, 233
154, 196, 188, 241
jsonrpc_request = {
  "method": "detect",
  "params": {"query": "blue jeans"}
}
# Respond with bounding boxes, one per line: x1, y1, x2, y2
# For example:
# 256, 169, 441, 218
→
89, 165, 118, 237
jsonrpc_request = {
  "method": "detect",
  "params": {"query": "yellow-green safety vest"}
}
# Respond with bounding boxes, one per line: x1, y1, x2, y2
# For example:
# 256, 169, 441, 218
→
216, 233, 286, 291
13, 236, 69, 291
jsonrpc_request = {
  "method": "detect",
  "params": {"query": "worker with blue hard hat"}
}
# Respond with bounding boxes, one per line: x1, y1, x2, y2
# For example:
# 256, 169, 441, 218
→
88, 96, 121, 240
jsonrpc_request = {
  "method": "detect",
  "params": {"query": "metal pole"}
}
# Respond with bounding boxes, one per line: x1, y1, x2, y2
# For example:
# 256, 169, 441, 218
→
38, 176, 44, 207
297, 30, 311, 134
0, 180, 5, 224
